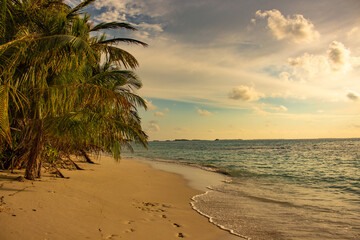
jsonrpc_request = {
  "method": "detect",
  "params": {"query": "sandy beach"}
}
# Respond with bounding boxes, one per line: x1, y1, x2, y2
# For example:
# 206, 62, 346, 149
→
0, 155, 238, 240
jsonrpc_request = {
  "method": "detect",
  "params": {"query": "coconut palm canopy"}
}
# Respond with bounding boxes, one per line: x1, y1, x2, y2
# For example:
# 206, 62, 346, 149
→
0, 0, 148, 179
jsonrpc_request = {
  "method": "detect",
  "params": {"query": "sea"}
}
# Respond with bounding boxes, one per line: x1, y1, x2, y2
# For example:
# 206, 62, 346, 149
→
123, 138, 360, 240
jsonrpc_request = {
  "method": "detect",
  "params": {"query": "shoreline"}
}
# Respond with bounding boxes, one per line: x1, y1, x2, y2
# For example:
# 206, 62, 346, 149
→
0, 155, 239, 240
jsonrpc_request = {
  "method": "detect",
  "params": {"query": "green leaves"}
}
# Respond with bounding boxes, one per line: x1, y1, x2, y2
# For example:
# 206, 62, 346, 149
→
0, 0, 149, 173
0, 0, 7, 40
103, 46, 140, 69
0, 85, 11, 147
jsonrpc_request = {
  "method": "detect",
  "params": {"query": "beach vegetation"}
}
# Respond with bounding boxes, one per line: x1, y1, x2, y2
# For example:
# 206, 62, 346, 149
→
0, 0, 148, 179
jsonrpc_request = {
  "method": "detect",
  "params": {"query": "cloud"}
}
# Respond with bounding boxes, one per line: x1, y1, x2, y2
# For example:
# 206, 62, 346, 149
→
93, 10, 127, 22
88, 1, 360, 109
288, 53, 329, 77
154, 111, 166, 117
286, 41, 355, 80
256, 9, 319, 43
92, 0, 167, 41
279, 72, 292, 81
228, 86, 261, 101
93, 0, 146, 17
147, 120, 160, 132
327, 41, 352, 72
347, 91, 360, 101
197, 109, 212, 116
145, 99, 157, 110
272, 105, 288, 111
137, 22, 163, 33
164, 108, 170, 112
253, 105, 288, 116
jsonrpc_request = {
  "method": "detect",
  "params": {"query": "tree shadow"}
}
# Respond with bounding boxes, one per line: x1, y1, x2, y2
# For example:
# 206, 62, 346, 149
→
0, 172, 23, 182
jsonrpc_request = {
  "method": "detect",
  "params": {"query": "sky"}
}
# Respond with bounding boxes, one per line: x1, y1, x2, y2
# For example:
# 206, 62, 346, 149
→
78, 0, 360, 140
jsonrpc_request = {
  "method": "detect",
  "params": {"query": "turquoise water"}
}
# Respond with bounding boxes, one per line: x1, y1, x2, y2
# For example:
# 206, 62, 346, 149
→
124, 139, 360, 239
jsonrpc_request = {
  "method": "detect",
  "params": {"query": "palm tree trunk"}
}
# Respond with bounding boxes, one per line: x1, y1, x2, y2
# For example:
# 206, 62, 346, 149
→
81, 149, 95, 164
67, 156, 84, 170
24, 120, 44, 180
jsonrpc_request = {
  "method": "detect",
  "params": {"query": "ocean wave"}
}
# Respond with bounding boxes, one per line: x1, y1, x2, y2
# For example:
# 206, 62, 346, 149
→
191, 190, 251, 240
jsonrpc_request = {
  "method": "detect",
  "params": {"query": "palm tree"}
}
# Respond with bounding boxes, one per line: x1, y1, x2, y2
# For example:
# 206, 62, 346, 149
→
0, 0, 148, 179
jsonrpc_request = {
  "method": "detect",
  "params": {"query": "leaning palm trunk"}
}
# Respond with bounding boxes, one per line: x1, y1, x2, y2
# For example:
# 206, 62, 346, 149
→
80, 149, 95, 164
24, 120, 44, 180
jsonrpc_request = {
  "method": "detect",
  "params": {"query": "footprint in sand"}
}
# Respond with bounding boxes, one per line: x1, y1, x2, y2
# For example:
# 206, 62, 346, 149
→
134, 201, 170, 213
105, 234, 119, 239
99, 228, 120, 239
177, 232, 184, 238
123, 220, 134, 225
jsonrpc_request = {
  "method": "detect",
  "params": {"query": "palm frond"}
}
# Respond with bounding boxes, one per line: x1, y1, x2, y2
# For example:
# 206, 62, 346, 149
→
8, 84, 28, 112
29, 34, 96, 64
67, 0, 96, 18
0, 85, 12, 147
43, 0, 72, 11
115, 90, 147, 110
0, 0, 7, 39
88, 70, 142, 89
97, 38, 148, 47
90, 22, 137, 32
103, 45, 139, 69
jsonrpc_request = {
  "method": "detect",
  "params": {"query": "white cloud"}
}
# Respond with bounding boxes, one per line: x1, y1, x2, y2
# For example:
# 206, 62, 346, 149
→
253, 104, 287, 116
273, 105, 288, 111
197, 109, 212, 116
256, 9, 319, 43
91, 0, 167, 41
347, 91, 360, 101
145, 99, 157, 110
288, 53, 329, 77
279, 71, 292, 81
228, 86, 261, 101
90, 1, 360, 109
93, 0, 170, 21
147, 120, 160, 132
154, 111, 166, 117
131, 22, 165, 41
327, 41, 352, 72
93, 10, 127, 22
286, 41, 355, 81
137, 22, 163, 33
94, 0, 143, 17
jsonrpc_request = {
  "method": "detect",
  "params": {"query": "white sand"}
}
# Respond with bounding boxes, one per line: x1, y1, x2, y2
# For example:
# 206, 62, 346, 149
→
0, 156, 239, 240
